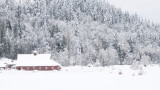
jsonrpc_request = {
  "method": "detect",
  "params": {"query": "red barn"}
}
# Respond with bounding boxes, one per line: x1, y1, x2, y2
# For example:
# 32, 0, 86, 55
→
16, 52, 61, 71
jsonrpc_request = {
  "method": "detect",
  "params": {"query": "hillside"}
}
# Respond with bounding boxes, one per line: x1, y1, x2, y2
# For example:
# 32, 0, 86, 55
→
0, 0, 160, 66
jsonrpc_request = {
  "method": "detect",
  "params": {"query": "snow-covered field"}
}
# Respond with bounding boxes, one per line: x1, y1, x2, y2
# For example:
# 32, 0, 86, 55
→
0, 65, 160, 90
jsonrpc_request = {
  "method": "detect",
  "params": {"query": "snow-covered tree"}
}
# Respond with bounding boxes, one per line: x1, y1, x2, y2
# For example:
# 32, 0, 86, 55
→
0, 0, 160, 66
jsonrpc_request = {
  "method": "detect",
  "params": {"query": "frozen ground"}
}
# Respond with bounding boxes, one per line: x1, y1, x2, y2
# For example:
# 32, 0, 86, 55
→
0, 65, 160, 90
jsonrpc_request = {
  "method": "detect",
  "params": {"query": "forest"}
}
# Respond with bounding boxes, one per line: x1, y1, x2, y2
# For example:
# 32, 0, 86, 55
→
0, 0, 160, 66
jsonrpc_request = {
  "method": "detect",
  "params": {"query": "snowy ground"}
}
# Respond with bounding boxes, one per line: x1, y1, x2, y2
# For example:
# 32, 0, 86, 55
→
0, 65, 160, 90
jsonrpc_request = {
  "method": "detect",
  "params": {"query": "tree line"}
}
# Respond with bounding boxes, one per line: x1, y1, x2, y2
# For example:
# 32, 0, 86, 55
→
0, 0, 160, 66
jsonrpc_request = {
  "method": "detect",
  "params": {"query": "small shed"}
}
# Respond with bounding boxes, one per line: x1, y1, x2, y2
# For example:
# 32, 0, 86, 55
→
16, 52, 61, 71
0, 58, 16, 70
6, 60, 16, 69
0, 62, 6, 70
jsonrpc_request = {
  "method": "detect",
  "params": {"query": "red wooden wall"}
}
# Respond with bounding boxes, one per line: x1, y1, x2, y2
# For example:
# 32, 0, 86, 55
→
16, 66, 61, 71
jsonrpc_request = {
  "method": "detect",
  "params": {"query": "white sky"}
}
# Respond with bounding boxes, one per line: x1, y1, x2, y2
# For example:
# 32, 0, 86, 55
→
107, 0, 160, 23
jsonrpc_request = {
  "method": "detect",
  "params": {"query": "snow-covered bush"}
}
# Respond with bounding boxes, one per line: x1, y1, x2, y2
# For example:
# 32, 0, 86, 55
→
119, 71, 123, 75
87, 64, 94, 67
138, 66, 144, 75
94, 60, 101, 67
140, 54, 151, 67
131, 60, 140, 70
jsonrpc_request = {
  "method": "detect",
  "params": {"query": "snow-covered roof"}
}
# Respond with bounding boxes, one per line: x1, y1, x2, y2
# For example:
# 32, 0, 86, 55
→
16, 54, 60, 66
0, 58, 16, 67
33, 50, 37, 54
0, 62, 6, 67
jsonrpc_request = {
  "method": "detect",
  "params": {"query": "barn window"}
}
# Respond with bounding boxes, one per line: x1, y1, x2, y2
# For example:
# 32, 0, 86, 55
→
39, 67, 41, 70
45, 67, 48, 70
33, 66, 35, 70
27, 67, 29, 70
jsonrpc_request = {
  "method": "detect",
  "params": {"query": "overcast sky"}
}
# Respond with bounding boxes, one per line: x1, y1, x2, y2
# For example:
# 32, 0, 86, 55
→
107, 0, 160, 23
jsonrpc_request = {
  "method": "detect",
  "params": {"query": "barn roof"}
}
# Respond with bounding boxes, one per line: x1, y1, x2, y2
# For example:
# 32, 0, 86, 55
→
16, 54, 60, 66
